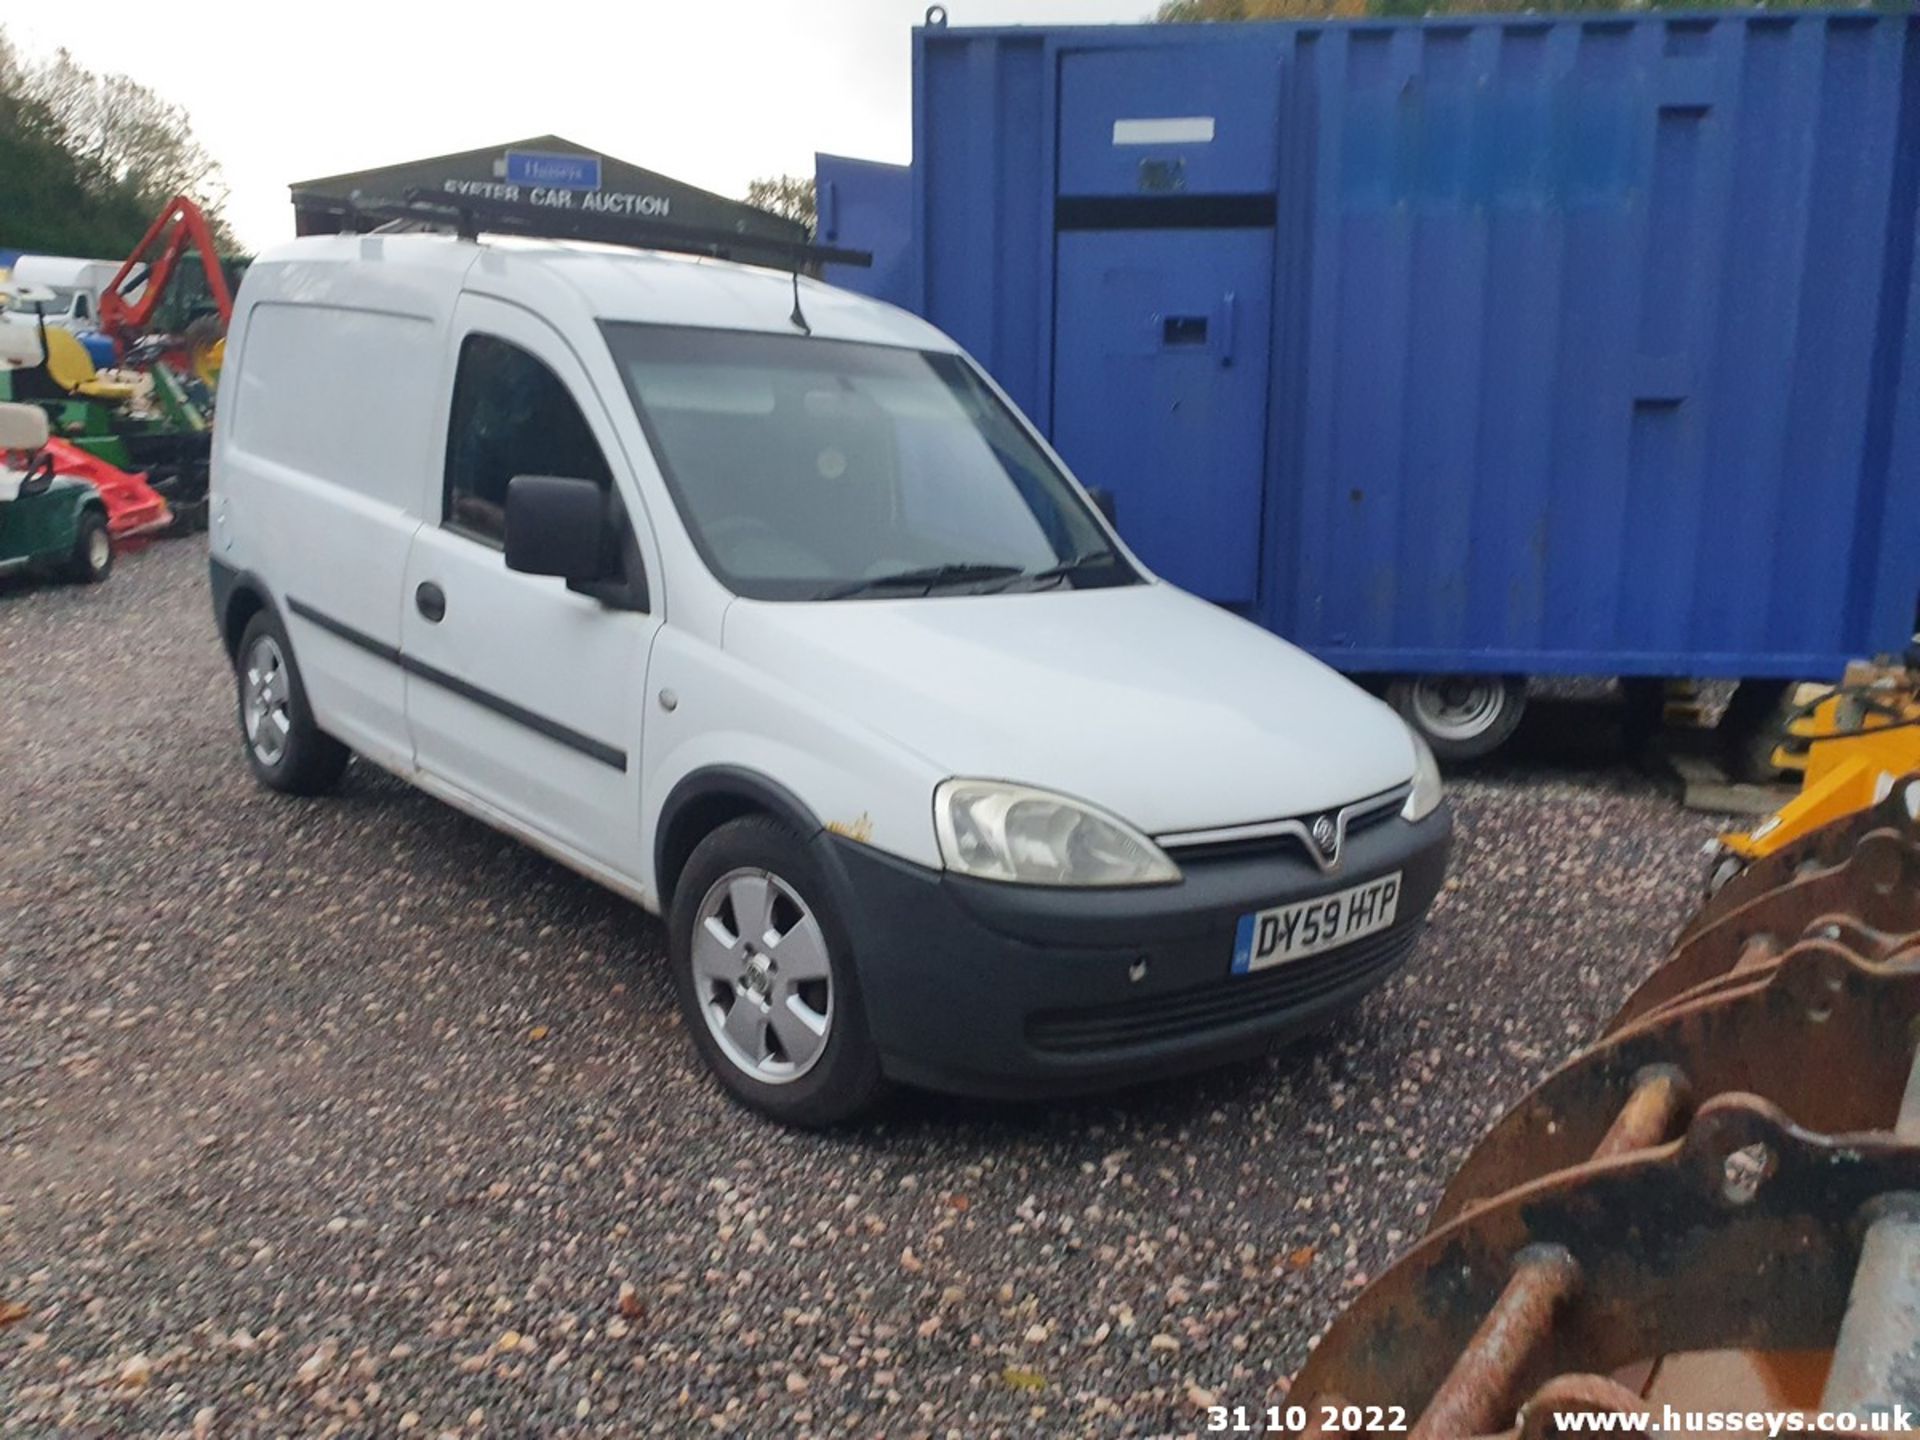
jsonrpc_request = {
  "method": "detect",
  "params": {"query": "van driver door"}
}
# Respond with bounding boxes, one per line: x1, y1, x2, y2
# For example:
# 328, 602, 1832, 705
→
399, 295, 661, 887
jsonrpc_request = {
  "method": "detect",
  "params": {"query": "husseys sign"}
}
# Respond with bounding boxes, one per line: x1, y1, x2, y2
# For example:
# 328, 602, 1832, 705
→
440, 147, 671, 218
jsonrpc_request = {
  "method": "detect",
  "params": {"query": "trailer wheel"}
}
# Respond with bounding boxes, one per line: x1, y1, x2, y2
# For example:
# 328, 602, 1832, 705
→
1388, 674, 1527, 762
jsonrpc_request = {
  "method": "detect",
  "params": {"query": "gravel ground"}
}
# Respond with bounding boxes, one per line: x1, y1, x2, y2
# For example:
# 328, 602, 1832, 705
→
0, 540, 1728, 1438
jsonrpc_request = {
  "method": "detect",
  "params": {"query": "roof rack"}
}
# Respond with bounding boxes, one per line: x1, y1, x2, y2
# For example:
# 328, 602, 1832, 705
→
300, 189, 872, 270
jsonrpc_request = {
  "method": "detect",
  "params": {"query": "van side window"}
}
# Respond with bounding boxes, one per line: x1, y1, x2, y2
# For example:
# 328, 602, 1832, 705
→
72, 293, 91, 322
444, 334, 612, 547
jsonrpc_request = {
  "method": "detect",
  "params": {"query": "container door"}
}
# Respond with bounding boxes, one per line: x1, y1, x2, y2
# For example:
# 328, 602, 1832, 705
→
1052, 228, 1272, 604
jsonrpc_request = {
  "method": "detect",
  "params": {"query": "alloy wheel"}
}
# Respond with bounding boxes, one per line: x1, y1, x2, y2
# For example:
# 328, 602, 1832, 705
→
242, 634, 293, 766
691, 868, 834, 1084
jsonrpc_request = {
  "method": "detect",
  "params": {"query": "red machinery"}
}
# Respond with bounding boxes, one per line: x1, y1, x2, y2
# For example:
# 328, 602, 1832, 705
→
95, 195, 233, 360
43, 437, 169, 538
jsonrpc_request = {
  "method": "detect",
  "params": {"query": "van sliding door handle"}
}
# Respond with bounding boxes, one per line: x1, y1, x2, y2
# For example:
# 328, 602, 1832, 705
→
1219, 291, 1237, 368
415, 582, 446, 623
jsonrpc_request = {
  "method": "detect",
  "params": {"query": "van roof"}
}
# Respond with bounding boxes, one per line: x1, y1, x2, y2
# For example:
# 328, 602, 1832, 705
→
246, 233, 952, 352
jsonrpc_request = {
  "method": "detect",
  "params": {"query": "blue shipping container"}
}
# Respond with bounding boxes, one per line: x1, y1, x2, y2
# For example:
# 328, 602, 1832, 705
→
816, 154, 916, 310
825, 10, 1920, 687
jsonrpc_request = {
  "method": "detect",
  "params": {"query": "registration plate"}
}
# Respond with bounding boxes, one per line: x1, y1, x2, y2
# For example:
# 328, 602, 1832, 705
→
1232, 871, 1402, 975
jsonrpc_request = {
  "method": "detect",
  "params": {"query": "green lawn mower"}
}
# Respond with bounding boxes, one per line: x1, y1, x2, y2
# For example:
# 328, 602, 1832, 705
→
0, 281, 214, 535
0, 402, 113, 587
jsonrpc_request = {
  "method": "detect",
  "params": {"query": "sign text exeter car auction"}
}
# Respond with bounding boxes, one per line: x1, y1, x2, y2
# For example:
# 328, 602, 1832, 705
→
441, 177, 671, 219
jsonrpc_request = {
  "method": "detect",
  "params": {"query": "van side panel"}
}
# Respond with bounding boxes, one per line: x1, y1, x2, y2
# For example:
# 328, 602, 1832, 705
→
233, 303, 441, 502
218, 288, 443, 771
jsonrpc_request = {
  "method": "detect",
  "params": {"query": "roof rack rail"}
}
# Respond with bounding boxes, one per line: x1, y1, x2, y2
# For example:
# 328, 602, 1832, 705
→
302, 189, 873, 270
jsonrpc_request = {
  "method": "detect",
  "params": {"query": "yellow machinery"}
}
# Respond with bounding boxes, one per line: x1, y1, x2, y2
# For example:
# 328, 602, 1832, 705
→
39, 326, 139, 403
1713, 656, 1920, 885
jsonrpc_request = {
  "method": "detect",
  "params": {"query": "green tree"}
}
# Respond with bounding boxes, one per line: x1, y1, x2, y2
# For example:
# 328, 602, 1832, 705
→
0, 26, 236, 259
745, 174, 816, 237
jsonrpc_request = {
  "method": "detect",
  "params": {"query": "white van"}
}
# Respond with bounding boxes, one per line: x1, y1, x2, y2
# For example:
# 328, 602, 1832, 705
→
209, 227, 1451, 1125
5, 254, 121, 332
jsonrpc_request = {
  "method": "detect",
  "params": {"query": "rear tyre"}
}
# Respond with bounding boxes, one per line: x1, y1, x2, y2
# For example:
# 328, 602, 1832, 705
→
669, 815, 886, 1127
1387, 674, 1528, 763
65, 510, 112, 584
235, 609, 350, 796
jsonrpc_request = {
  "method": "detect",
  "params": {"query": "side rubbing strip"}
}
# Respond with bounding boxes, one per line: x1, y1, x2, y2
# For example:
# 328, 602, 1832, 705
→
285, 596, 628, 772
401, 656, 628, 770
289, 596, 401, 664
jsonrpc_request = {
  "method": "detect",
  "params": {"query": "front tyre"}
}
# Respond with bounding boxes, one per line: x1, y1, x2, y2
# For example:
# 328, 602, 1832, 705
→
235, 609, 350, 796
669, 816, 886, 1127
65, 509, 112, 584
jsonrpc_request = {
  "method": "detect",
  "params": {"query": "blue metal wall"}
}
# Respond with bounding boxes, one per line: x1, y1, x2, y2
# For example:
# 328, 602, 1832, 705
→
815, 154, 916, 308
896, 12, 1920, 680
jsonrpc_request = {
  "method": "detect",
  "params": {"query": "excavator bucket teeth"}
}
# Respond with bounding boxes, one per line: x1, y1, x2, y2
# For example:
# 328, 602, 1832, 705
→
1434, 939, 1920, 1229
1292, 737, 1920, 1425
1612, 829, 1920, 1032
1293, 1096, 1920, 1418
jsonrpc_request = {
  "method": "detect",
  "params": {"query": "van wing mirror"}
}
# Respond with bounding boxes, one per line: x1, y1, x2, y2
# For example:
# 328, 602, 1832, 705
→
504, 475, 614, 584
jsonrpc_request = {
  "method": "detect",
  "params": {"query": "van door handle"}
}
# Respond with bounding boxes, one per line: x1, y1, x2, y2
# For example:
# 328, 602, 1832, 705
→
1219, 291, 1237, 369
415, 582, 446, 623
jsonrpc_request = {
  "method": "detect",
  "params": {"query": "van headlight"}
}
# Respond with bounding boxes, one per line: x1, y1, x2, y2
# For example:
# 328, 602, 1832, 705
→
1402, 729, 1445, 822
934, 780, 1181, 887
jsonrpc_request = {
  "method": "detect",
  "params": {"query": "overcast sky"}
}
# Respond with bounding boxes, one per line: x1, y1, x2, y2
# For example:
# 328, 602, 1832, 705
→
11, 0, 1150, 253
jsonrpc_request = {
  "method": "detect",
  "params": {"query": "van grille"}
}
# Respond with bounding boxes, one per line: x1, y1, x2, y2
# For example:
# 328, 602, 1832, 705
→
1158, 794, 1403, 867
1025, 922, 1419, 1055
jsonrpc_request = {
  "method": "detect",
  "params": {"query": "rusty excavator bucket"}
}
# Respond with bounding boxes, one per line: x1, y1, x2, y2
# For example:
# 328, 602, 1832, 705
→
1290, 772, 1920, 1431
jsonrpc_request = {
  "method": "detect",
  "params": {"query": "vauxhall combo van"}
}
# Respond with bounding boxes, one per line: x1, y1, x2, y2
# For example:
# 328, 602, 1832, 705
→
208, 227, 1452, 1125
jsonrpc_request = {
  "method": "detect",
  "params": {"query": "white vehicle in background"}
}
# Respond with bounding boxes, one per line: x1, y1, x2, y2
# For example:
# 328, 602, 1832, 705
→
207, 203, 1452, 1127
3, 255, 122, 333
0, 297, 43, 368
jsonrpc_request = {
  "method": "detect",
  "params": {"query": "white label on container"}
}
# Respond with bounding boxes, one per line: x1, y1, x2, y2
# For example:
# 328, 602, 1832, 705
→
1111, 116, 1216, 146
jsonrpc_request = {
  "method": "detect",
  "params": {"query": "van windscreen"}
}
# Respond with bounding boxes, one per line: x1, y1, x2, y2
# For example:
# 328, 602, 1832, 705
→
602, 324, 1133, 602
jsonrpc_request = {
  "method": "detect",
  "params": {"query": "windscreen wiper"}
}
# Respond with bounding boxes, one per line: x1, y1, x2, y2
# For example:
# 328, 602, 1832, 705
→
819, 562, 1025, 601
1020, 546, 1120, 586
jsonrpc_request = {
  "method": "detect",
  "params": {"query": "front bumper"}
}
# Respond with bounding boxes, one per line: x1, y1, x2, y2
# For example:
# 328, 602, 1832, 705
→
819, 804, 1453, 1098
